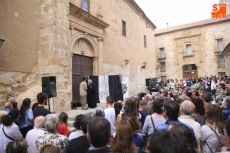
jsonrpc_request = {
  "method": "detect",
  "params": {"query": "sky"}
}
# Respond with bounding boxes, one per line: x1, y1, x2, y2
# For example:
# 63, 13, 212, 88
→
134, 0, 219, 29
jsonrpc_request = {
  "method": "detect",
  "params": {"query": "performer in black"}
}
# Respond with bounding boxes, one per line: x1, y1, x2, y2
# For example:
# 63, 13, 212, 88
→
87, 79, 97, 108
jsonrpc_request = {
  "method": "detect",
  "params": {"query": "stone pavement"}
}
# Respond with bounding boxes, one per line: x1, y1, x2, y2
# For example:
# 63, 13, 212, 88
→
55, 103, 106, 130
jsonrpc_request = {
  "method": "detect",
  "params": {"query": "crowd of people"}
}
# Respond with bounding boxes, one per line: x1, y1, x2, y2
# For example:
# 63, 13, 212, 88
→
0, 75, 230, 153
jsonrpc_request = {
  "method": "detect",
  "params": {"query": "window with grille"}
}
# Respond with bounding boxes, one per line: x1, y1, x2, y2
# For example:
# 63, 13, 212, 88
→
217, 38, 224, 51
122, 20, 126, 36
186, 44, 192, 55
144, 35, 147, 48
161, 62, 166, 72
160, 48, 165, 58
82, 0, 89, 12
218, 55, 225, 67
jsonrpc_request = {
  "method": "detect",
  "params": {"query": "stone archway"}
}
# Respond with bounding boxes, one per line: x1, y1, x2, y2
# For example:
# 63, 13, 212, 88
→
182, 64, 198, 78
71, 36, 96, 103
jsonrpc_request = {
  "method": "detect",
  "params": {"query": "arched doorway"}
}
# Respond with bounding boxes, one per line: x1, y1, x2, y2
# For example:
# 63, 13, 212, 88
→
72, 38, 94, 103
182, 64, 198, 78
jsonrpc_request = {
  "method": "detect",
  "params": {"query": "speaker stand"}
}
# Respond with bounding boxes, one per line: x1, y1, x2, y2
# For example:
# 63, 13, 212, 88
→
48, 98, 50, 111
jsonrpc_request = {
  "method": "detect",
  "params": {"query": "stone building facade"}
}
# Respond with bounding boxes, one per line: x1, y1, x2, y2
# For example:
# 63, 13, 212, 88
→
0, 0, 156, 110
155, 15, 230, 80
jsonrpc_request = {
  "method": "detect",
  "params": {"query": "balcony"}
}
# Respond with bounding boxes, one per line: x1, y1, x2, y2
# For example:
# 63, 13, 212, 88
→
217, 65, 226, 71
183, 53, 194, 58
157, 53, 166, 60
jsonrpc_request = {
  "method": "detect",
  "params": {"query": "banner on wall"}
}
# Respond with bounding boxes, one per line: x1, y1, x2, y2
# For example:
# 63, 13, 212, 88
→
122, 76, 129, 99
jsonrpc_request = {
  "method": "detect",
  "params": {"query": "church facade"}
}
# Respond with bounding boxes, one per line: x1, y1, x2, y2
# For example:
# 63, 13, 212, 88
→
0, 0, 156, 109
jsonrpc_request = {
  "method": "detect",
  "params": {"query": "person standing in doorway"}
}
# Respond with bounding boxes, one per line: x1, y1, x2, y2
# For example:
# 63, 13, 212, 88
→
87, 79, 96, 108
80, 77, 88, 110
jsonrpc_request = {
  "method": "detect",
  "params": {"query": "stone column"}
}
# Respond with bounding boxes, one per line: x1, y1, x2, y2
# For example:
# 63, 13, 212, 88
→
39, 0, 71, 111
97, 37, 104, 75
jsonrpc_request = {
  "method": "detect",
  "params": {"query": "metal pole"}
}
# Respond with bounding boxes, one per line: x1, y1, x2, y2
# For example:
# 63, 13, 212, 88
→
48, 98, 50, 111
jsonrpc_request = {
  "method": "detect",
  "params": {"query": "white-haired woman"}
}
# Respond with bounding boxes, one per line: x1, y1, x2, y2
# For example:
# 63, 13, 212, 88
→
87, 79, 97, 108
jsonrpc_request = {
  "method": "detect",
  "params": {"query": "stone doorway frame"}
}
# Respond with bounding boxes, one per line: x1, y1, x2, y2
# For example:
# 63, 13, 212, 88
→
70, 33, 99, 101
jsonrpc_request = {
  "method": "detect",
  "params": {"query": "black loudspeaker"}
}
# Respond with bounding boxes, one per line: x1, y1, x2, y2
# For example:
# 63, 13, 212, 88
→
145, 78, 150, 86
42, 76, 57, 98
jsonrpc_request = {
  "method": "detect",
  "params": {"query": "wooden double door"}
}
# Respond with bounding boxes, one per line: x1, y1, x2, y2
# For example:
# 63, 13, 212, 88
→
72, 54, 93, 103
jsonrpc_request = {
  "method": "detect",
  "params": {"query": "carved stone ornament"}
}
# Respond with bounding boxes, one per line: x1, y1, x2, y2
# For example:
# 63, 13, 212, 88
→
79, 40, 86, 55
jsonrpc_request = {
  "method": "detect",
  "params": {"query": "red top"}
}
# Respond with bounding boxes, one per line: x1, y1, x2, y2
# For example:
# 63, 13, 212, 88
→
57, 123, 69, 136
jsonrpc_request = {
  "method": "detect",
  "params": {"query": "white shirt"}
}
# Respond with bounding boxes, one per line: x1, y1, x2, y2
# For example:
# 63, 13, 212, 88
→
200, 125, 221, 153
183, 80, 187, 87
68, 130, 83, 140
104, 107, 116, 135
170, 82, 176, 89
211, 81, 216, 90
178, 115, 201, 149
0, 123, 22, 153
142, 113, 166, 135
26, 128, 45, 153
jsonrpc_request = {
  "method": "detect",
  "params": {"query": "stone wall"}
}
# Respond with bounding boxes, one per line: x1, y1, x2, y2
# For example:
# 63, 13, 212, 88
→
69, 0, 156, 98
0, 70, 38, 109
155, 20, 230, 79
71, 0, 156, 96
0, 0, 40, 72
39, 0, 71, 110
0, 0, 40, 108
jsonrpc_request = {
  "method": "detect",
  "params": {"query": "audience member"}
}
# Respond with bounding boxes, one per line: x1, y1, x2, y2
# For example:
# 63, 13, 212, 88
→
66, 116, 92, 153
86, 117, 112, 153
57, 112, 69, 136
11, 101, 18, 110
40, 145, 60, 153
32, 102, 38, 111
0, 110, 22, 153
92, 107, 105, 117
26, 116, 45, 153
4, 102, 13, 113
178, 100, 201, 148
112, 117, 141, 153
33, 92, 51, 118
143, 94, 153, 116
146, 130, 196, 153
191, 97, 206, 126
104, 96, 116, 135
169, 124, 196, 149
0, 110, 7, 124
200, 105, 224, 152
68, 114, 85, 140
6, 138, 27, 153
8, 97, 15, 103
156, 100, 198, 148
117, 98, 139, 124
142, 98, 166, 136
222, 96, 230, 121
114, 101, 122, 118
19, 98, 34, 137
201, 92, 212, 111
36, 114, 69, 153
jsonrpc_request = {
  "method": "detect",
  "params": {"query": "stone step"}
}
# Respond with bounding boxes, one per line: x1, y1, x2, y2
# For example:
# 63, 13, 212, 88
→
56, 103, 106, 129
